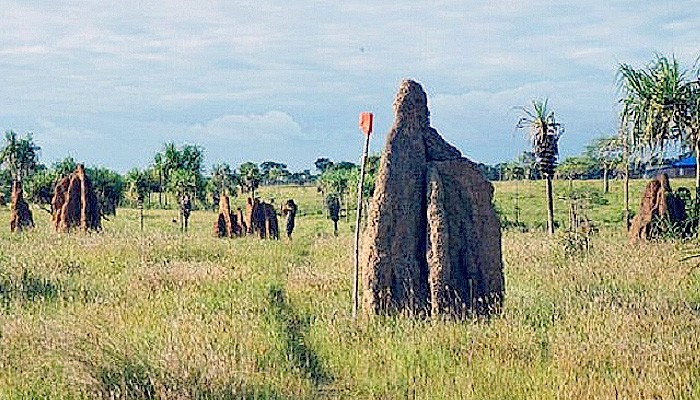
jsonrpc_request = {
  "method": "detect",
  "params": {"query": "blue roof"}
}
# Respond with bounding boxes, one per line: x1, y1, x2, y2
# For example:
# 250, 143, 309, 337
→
672, 156, 697, 167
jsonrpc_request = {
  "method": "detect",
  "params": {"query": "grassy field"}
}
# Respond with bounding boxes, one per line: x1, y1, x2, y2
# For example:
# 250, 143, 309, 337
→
1, 179, 699, 399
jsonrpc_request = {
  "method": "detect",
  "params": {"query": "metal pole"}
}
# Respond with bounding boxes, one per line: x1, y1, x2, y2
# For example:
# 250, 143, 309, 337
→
353, 134, 370, 318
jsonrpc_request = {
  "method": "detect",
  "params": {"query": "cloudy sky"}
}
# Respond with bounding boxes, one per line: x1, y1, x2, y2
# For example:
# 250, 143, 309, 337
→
1, 1, 698, 172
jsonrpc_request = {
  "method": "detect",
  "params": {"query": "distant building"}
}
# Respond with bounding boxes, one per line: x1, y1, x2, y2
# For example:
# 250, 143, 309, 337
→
645, 156, 696, 178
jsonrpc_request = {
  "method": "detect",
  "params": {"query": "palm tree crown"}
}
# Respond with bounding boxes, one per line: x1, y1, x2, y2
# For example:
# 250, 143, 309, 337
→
516, 99, 564, 177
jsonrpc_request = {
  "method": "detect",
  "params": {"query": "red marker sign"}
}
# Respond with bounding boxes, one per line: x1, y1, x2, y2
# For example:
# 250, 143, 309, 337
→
359, 112, 373, 136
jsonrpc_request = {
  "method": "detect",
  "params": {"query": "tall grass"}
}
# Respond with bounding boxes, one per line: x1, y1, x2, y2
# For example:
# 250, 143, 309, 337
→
0, 179, 698, 398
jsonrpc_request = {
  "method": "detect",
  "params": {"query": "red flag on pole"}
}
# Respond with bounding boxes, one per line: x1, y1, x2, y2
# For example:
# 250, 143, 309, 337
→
354, 111, 373, 317
359, 112, 373, 136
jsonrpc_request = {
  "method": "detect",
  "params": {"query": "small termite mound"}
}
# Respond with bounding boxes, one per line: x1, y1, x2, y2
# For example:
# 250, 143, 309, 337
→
10, 181, 34, 233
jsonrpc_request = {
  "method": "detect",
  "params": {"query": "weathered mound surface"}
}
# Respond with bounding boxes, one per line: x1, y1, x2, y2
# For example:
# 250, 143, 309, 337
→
214, 195, 239, 238
361, 79, 504, 317
253, 199, 266, 238
426, 159, 504, 316
242, 197, 279, 240
10, 181, 34, 233
236, 207, 246, 236
263, 202, 279, 240
629, 174, 686, 243
245, 198, 256, 235
51, 164, 101, 232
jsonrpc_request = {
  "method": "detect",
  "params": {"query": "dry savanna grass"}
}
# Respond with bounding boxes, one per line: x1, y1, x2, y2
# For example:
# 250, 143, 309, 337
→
0, 181, 699, 399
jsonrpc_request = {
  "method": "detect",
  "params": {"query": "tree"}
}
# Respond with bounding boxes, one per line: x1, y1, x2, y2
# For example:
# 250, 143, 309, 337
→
502, 161, 525, 181
517, 98, 564, 234
154, 143, 206, 206
161, 143, 180, 206
618, 56, 687, 153
348, 154, 380, 205
167, 168, 196, 199
153, 152, 165, 206
53, 156, 77, 178
618, 55, 700, 191
86, 167, 124, 216
259, 161, 289, 185
180, 144, 205, 202
518, 151, 540, 180
210, 163, 238, 197
0, 130, 40, 183
318, 165, 356, 220
585, 136, 624, 193
318, 167, 352, 198
0, 169, 10, 205
557, 156, 595, 197
125, 168, 150, 229
681, 77, 700, 200
162, 142, 180, 177
125, 168, 151, 204
25, 168, 54, 205
288, 170, 312, 185
335, 161, 358, 170
476, 163, 500, 181
180, 144, 204, 173
617, 55, 700, 228
239, 161, 260, 198
314, 157, 334, 173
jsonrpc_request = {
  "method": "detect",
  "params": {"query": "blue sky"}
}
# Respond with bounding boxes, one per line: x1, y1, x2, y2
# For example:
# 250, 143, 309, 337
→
1, 1, 698, 172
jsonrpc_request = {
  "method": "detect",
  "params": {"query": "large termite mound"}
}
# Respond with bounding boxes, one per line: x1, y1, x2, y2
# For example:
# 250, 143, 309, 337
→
214, 194, 239, 238
51, 164, 102, 232
241, 197, 279, 239
10, 181, 34, 232
629, 174, 686, 243
361, 79, 504, 317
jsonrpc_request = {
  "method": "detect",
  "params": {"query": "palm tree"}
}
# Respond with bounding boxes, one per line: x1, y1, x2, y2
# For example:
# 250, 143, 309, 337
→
167, 168, 196, 199
239, 162, 260, 198
517, 99, 564, 234
0, 130, 40, 183
53, 156, 77, 178
682, 78, 700, 199
162, 142, 180, 205
125, 168, 150, 204
210, 163, 238, 197
125, 168, 150, 230
618, 55, 687, 154
618, 55, 700, 226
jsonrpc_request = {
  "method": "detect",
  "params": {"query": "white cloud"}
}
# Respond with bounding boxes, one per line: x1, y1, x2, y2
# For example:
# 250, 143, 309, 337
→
1, 0, 698, 170
36, 120, 103, 142
189, 111, 306, 143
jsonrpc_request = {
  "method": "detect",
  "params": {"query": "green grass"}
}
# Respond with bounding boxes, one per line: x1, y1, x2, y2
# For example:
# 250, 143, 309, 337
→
493, 177, 697, 230
0, 179, 699, 399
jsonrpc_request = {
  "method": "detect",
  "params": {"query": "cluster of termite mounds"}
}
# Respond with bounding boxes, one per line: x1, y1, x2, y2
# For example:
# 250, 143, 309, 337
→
8, 164, 103, 234
214, 195, 285, 239
361, 79, 505, 318
52, 164, 102, 232
629, 173, 687, 243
